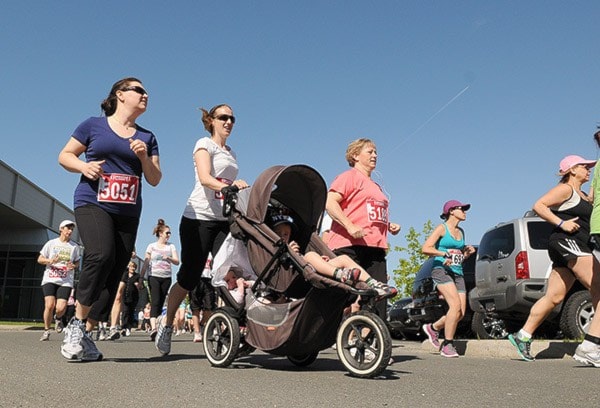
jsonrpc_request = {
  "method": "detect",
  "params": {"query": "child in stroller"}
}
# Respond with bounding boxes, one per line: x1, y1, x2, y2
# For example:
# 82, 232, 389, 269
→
267, 211, 397, 299
223, 267, 255, 304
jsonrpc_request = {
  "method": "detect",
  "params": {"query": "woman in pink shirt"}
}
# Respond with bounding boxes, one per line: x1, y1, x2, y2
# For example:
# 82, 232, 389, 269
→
325, 138, 401, 319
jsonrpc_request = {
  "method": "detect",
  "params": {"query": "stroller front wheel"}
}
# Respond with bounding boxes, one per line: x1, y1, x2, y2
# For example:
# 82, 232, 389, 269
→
336, 310, 392, 378
203, 310, 241, 367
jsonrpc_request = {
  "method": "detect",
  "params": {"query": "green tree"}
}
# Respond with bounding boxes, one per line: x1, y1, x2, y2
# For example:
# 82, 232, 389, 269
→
392, 220, 434, 298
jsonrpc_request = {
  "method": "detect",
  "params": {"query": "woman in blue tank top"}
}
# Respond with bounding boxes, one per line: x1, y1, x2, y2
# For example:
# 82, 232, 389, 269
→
421, 199, 476, 358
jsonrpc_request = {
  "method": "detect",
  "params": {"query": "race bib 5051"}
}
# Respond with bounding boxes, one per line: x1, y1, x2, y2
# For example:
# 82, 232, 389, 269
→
98, 173, 139, 205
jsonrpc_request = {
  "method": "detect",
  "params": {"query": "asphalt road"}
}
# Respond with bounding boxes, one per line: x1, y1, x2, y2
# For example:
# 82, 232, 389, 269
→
1, 327, 598, 408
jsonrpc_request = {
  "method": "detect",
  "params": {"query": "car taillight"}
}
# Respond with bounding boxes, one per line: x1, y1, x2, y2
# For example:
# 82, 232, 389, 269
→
515, 251, 530, 280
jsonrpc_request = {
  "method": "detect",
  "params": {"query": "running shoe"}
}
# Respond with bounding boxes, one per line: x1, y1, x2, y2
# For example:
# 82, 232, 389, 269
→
55, 317, 64, 334
573, 344, 600, 367
150, 329, 158, 342
80, 332, 103, 361
155, 322, 173, 356
107, 327, 120, 341
440, 342, 459, 358
98, 327, 107, 341
124, 328, 131, 337
40, 330, 50, 341
422, 323, 440, 349
61, 319, 85, 360
193, 332, 203, 343
508, 333, 534, 361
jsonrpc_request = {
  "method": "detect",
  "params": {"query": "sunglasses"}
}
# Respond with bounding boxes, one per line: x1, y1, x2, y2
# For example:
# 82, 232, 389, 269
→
165, 231, 171, 235
214, 114, 236, 124
452, 206, 466, 211
121, 86, 147, 95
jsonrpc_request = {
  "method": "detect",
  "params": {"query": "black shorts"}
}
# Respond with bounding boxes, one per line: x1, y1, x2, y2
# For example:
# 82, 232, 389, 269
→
42, 283, 71, 300
190, 277, 216, 312
548, 237, 592, 268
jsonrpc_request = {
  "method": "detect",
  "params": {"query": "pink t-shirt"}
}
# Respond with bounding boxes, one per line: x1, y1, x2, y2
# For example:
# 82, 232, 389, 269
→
327, 168, 389, 250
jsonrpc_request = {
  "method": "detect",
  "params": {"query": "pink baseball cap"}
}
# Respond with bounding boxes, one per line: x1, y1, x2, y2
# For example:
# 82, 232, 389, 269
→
559, 155, 596, 175
440, 200, 471, 219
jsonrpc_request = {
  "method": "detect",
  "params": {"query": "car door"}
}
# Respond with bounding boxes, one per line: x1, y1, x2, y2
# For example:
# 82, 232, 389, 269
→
475, 223, 516, 296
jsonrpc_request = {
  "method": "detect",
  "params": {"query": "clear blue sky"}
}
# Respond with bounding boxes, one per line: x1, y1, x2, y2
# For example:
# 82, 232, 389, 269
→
3, 1, 600, 279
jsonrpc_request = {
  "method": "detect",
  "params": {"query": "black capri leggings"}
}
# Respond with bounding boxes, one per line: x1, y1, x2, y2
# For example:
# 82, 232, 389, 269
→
148, 276, 171, 318
74, 204, 138, 322
334, 245, 388, 319
177, 216, 229, 291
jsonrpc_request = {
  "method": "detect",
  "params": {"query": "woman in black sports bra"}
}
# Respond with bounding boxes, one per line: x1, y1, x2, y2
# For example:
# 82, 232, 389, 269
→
508, 155, 600, 363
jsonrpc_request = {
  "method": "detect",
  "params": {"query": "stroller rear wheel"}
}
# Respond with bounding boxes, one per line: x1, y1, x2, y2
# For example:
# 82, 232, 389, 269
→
203, 310, 241, 367
336, 311, 392, 378
287, 352, 319, 367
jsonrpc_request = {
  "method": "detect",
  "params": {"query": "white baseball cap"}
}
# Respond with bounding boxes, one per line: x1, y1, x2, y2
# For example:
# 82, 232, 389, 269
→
60, 220, 76, 229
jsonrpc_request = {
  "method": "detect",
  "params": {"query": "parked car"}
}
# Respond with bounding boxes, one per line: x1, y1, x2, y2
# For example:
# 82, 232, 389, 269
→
469, 211, 595, 339
387, 297, 422, 340
403, 246, 487, 338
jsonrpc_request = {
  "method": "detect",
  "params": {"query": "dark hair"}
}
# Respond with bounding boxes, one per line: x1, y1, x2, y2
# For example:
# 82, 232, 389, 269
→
199, 104, 232, 134
152, 218, 169, 237
594, 129, 600, 149
100, 77, 143, 116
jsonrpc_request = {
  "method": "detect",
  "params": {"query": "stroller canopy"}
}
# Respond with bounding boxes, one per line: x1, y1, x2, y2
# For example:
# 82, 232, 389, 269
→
246, 164, 327, 234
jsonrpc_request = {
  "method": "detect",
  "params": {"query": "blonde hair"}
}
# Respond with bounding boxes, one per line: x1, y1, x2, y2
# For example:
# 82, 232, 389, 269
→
345, 138, 376, 167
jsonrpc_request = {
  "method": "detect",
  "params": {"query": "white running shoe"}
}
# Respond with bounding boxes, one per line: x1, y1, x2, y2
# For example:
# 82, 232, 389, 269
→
573, 344, 600, 367
40, 330, 50, 341
61, 319, 84, 360
155, 323, 173, 356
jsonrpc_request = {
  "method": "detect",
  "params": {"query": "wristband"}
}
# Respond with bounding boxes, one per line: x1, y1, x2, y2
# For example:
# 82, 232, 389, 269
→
557, 220, 564, 228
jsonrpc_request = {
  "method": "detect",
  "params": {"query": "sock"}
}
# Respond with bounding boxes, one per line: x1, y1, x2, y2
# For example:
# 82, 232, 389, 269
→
333, 268, 343, 281
584, 334, 600, 345
517, 329, 532, 342
365, 277, 377, 287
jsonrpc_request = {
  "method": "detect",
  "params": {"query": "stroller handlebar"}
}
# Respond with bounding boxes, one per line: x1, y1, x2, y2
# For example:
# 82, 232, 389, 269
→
221, 185, 240, 217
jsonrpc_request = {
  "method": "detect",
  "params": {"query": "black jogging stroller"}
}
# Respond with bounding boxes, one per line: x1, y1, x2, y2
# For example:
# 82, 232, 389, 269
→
202, 164, 394, 378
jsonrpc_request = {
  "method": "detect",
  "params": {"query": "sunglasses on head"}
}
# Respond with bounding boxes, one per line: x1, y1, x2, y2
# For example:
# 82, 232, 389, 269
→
214, 114, 236, 124
121, 86, 147, 95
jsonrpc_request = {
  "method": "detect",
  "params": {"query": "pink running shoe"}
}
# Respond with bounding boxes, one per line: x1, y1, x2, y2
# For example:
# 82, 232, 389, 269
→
422, 323, 440, 349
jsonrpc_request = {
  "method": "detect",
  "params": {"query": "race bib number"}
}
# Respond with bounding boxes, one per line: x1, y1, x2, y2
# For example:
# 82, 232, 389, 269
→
49, 266, 69, 279
97, 173, 139, 205
447, 249, 464, 266
214, 178, 233, 199
366, 199, 388, 224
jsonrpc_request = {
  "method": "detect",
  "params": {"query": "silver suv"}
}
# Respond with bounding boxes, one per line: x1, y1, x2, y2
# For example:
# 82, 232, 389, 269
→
468, 211, 594, 339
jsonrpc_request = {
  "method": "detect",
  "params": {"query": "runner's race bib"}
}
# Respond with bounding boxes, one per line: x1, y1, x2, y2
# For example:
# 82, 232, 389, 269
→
97, 173, 139, 204
214, 177, 233, 199
446, 249, 464, 266
366, 199, 388, 224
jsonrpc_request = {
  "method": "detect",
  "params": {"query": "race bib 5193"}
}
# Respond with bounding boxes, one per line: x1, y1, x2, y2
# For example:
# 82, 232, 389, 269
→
366, 199, 388, 224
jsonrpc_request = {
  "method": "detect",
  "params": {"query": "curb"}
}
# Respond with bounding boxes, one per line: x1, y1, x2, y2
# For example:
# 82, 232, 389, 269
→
419, 339, 578, 360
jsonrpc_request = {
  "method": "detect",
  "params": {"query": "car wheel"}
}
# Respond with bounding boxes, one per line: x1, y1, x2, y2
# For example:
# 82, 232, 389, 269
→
471, 311, 509, 339
559, 290, 594, 339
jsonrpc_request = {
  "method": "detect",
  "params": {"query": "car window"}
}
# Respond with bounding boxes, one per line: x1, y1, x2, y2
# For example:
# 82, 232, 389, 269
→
478, 224, 514, 261
527, 220, 553, 250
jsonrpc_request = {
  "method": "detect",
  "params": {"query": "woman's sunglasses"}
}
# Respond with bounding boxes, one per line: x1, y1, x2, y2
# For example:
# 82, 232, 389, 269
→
214, 114, 236, 124
121, 86, 147, 95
